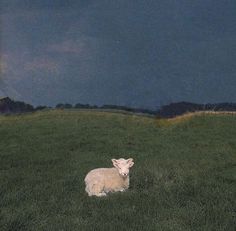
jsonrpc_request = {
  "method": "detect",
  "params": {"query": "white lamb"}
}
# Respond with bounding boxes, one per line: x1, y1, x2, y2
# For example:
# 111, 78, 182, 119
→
84, 158, 134, 197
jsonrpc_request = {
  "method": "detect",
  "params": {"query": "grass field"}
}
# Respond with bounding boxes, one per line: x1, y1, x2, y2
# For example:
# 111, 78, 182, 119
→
0, 110, 236, 230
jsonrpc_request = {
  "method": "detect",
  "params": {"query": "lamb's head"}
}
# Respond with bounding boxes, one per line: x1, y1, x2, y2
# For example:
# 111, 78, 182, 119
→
112, 158, 134, 177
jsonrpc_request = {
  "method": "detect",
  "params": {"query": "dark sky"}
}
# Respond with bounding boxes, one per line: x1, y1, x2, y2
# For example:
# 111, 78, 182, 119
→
1, 0, 236, 108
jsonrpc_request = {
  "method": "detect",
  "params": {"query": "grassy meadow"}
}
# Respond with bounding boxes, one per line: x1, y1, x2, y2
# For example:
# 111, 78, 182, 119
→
0, 110, 236, 230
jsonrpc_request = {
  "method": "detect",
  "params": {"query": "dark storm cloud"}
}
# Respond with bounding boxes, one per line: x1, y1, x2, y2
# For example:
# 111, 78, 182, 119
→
1, 0, 93, 12
1, 0, 236, 107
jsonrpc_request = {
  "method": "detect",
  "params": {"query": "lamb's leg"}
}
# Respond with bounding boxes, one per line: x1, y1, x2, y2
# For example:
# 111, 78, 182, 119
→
91, 184, 106, 197
96, 192, 107, 197
85, 183, 95, 196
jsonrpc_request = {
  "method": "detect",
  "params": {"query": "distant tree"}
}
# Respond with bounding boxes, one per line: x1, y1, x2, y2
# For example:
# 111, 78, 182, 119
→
157, 102, 204, 118
75, 103, 91, 109
64, 103, 73, 109
55, 103, 73, 109
35, 106, 48, 111
56, 103, 64, 109
0, 97, 34, 114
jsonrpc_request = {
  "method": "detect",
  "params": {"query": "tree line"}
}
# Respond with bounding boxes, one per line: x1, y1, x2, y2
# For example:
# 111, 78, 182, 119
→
1, 97, 236, 118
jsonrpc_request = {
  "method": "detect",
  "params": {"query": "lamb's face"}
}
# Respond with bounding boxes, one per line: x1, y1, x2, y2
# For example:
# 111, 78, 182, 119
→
112, 158, 134, 177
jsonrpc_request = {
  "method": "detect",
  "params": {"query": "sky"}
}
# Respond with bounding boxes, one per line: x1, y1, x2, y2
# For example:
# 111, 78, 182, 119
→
1, 0, 236, 108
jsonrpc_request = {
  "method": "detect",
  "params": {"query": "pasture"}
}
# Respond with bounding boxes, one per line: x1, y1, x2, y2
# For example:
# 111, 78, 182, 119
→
0, 110, 235, 230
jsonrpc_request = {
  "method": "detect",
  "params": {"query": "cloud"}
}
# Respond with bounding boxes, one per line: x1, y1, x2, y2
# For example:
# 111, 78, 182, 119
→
1, 0, 93, 14
48, 39, 88, 54
24, 57, 59, 74
0, 60, 8, 75
1, 0, 236, 106
0, 53, 12, 75
0, 53, 21, 98
49, 40, 82, 54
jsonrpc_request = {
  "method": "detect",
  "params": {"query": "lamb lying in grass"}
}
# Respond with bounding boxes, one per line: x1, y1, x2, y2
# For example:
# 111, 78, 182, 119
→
84, 158, 134, 197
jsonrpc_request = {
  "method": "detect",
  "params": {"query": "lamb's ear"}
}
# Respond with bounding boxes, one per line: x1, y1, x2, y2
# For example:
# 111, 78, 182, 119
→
112, 159, 119, 168
127, 158, 134, 168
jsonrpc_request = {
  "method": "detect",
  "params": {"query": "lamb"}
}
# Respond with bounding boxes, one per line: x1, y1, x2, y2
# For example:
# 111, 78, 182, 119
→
84, 158, 134, 197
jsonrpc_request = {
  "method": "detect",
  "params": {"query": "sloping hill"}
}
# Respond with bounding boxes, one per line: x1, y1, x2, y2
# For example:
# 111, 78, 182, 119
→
0, 110, 235, 231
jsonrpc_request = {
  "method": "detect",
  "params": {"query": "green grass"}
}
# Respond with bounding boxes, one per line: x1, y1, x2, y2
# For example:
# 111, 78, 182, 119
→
0, 110, 236, 231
